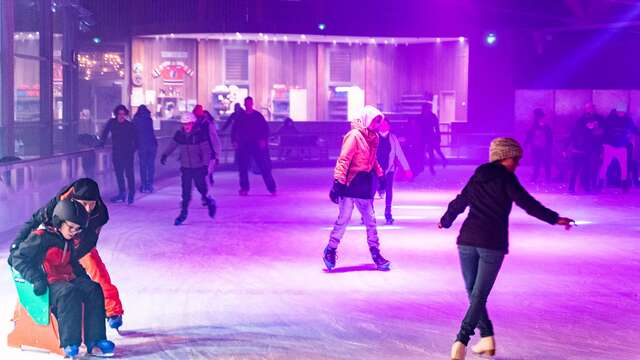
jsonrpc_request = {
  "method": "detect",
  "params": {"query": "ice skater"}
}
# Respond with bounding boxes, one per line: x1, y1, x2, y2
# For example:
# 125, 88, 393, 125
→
439, 138, 574, 360
9, 199, 116, 358
377, 117, 413, 224
323, 105, 391, 271
8, 178, 125, 330
524, 108, 553, 184
161, 112, 217, 225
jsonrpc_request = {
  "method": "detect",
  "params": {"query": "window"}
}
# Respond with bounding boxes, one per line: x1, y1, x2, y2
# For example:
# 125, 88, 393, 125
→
329, 49, 351, 83
224, 48, 249, 82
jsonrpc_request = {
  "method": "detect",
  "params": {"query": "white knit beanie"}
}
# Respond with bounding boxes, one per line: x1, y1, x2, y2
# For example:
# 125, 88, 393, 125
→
489, 137, 523, 162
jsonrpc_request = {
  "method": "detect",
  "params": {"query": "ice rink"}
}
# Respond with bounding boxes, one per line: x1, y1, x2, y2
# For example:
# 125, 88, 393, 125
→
1, 167, 639, 359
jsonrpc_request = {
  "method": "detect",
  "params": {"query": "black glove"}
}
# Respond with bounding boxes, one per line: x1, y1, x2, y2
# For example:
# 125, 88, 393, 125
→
160, 154, 168, 165
329, 180, 346, 204
95, 141, 105, 149
33, 279, 48, 296
378, 175, 387, 191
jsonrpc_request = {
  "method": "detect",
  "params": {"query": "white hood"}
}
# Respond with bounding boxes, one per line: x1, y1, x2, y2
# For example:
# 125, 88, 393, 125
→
351, 105, 384, 130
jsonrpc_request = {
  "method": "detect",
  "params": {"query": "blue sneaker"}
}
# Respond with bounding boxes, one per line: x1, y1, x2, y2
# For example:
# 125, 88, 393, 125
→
323, 246, 337, 270
87, 339, 115, 357
64, 344, 79, 358
107, 315, 122, 329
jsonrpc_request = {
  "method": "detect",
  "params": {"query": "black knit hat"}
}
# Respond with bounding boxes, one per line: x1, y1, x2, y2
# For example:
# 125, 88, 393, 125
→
72, 178, 101, 201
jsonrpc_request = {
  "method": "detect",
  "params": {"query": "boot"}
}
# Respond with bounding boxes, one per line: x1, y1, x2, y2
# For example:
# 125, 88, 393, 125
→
87, 339, 115, 357
451, 341, 466, 360
370, 247, 391, 271
471, 336, 496, 357
206, 197, 217, 218
323, 246, 337, 270
127, 193, 135, 205
64, 344, 79, 359
385, 215, 394, 225
239, 189, 249, 196
174, 209, 188, 225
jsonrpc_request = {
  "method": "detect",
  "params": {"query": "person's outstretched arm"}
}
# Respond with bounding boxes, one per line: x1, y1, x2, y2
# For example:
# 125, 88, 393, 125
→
506, 173, 558, 224
439, 181, 471, 228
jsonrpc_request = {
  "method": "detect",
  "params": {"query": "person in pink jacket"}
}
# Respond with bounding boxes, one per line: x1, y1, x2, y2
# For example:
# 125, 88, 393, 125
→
323, 106, 390, 271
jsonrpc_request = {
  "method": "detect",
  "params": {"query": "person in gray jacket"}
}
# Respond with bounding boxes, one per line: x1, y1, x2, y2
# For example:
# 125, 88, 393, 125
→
377, 117, 413, 224
160, 112, 216, 225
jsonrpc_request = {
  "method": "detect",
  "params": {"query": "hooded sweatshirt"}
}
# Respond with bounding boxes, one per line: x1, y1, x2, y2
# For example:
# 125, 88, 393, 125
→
334, 106, 384, 198
9, 179, 107, 263
440, 162, 558, 252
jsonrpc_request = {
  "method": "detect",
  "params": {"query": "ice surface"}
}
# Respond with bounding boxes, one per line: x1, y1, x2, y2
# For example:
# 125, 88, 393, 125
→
1, 167, 638, 359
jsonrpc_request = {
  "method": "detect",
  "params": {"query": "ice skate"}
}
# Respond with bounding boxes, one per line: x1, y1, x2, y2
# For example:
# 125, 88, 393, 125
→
239, 189, 248, 196
87, 339, 115, 357
385, 214, 394, 225
110, 194, 125, 203
323, 246, 337, 270
370, 247, 391, 270
174, 209, 188, 225
471, 336, 495, 358
450, 341, 466, 360
206, 197, 217, 218
64, 345, 79, 359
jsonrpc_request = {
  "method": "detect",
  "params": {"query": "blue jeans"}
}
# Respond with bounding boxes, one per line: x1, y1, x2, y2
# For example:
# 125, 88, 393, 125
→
456, 245, 505, 345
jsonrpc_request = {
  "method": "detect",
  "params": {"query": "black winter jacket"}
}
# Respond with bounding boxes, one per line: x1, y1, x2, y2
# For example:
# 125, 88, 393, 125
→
132, 108, 158, 151
9, 181, 108, 263
100, 118, 137, 156
440, 162, 559, 253
231, 110, 270, 146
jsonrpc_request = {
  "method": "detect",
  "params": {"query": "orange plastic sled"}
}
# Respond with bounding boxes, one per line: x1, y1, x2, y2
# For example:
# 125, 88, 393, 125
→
7, 300, 64, 356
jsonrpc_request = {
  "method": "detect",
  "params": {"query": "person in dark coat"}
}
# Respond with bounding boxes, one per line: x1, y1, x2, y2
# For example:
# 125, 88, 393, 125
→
9, 199, 116, 357
100, 105, 137, 204
422, 103, 447, 175
439, 137, 573, 360
524, 108, 553, 184
221, 103, 244, 133
565, 103, 603, 193
132, 105, 158, 193
231, 96, 277, 196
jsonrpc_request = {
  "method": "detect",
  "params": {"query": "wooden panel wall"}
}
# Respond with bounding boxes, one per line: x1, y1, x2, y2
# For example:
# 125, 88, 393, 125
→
132, 38, 469, 120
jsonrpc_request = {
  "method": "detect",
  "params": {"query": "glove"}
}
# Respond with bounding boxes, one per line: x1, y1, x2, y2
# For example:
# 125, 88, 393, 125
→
378, 176, 387, 191
160, 154, 168, 165
33, 279, 48, 296
329, 180, 346, 204
95, 141, 105, 149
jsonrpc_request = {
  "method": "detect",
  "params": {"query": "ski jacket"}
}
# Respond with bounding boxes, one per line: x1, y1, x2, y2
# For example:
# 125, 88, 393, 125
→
162, 127, 212, 169
10, 226, 88, 285
334, 108, 384, 186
